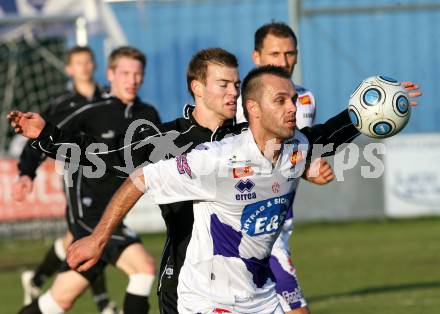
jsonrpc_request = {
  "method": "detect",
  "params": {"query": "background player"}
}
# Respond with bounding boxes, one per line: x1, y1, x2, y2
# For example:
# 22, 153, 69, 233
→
15, 46, 160, 314
13, 46, 119, 314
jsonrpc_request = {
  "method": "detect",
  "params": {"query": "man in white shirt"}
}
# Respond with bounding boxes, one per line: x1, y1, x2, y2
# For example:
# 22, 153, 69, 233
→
64, 65, 355, 313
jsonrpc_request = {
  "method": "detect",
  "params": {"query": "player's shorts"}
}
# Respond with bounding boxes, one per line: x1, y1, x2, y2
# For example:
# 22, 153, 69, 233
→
190, 304, 284, 314
269, 247, 308, 311
158, 290, 178, 314
60, 220, 141, 283
177, 278, 283, 314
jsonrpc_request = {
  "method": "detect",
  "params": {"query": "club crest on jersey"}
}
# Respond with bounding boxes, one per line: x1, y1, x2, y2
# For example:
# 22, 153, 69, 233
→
235, 179, 257, 201
233, 165, 254, 178
176, 155, 192, 178
299, 95, 312, 105
272, 182, 280, 194
290, 150, 303, 166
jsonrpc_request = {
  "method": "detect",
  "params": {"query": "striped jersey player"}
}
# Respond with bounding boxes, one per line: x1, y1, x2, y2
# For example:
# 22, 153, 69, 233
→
143, 128, 308, 313
236, 83, 317, 309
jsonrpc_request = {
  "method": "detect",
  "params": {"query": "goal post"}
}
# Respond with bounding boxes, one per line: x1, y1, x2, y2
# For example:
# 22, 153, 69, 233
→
0, 15, 84, 156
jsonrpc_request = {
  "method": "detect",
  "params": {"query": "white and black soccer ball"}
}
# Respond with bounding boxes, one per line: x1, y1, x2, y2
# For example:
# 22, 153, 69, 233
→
348, 75, 411, 138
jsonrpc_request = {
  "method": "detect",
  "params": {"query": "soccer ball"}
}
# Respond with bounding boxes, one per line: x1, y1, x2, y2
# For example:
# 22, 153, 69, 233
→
348, 75, 411, 138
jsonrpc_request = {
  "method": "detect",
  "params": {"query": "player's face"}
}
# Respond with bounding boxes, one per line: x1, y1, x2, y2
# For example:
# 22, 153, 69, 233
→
257, 75, 297, 140
107, 57, 144, 104
253, 34, 298, 76
202, 64, 240, 120
65, 52, 95, 83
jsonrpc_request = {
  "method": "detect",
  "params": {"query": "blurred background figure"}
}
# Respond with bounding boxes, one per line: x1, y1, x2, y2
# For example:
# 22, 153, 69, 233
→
13, 45, 120, 314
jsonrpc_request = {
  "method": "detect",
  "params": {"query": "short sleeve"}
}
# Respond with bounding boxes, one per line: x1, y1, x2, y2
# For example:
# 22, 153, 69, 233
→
142, 145, 219, 204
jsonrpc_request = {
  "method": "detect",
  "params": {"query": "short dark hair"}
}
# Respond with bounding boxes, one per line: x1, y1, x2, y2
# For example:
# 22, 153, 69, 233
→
241, 65, 291, 120
254, 22, 298, 51
108, 46, 147, 70
66, 46, 94, 64
187, 48, 238, 99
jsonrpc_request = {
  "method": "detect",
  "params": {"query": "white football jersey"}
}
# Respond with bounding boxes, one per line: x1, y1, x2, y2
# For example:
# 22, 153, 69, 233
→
236, 85, 316, 256
236, 84, 316, 129
143, 129, 309, 313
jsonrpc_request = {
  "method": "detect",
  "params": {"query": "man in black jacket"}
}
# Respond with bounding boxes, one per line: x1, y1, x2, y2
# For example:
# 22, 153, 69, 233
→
14, 46, 160, 314
14, 45, 120, 314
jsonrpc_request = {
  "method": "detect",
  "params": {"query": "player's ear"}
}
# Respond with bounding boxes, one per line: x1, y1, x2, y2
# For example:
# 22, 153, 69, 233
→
65, 64, 72, 76
106, 67, 115, 83
247, 99, 260, 118
252, 50, 261, 66
191, 80, 203, 98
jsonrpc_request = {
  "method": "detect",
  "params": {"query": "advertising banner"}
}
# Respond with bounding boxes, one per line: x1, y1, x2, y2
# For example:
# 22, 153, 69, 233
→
384, 134, 440, 217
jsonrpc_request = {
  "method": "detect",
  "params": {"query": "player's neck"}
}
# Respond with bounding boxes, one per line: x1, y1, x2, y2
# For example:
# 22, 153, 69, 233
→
74, 80, 96, 100
192, 104, 225, 132
250, 125, 283, 163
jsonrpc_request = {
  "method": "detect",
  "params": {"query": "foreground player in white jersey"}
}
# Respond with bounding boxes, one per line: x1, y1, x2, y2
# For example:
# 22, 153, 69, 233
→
237, 22, 323, 313
64, 65, 340, 313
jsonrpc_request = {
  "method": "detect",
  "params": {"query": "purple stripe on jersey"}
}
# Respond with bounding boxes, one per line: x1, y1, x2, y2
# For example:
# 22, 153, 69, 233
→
269, 255, 304, 309
211, 214, 274, 288
211, 213, 241, 257
242, 256, 273, 288
285, 206, 294, 220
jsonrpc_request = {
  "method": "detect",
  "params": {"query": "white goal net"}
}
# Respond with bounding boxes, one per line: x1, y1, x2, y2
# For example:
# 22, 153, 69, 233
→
0, 16, 80, 156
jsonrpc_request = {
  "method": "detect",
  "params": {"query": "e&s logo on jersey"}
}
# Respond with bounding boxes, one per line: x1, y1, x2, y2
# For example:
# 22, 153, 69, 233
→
272, 182, 280, 194
240, 193, 294, 236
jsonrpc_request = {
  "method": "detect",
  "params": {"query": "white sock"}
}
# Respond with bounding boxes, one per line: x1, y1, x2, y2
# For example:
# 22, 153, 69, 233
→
54, 237, 66, 260
126, 273, 155, 297
38, 291, 65, 314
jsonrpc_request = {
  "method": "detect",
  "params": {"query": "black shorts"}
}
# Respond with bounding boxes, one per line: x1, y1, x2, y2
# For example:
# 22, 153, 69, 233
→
60, 220, 141, 282
158, 290, 178, 314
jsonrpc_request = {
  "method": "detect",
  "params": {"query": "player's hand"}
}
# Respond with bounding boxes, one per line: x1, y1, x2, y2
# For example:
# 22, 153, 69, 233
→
67, 235, 105, 272
7, 111, 46, 139
401, 82, 422, 106
304, 158, 335, 185
11, 175, 34, 202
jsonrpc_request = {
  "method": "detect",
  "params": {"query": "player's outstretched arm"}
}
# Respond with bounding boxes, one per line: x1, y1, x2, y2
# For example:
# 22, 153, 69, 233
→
9, 110, 156, 177
67, 169, 146, 272
9, 110, 108, 165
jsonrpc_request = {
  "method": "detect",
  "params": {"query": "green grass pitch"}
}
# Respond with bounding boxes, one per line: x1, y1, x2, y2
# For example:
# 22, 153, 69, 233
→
1, 218, 439, 313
